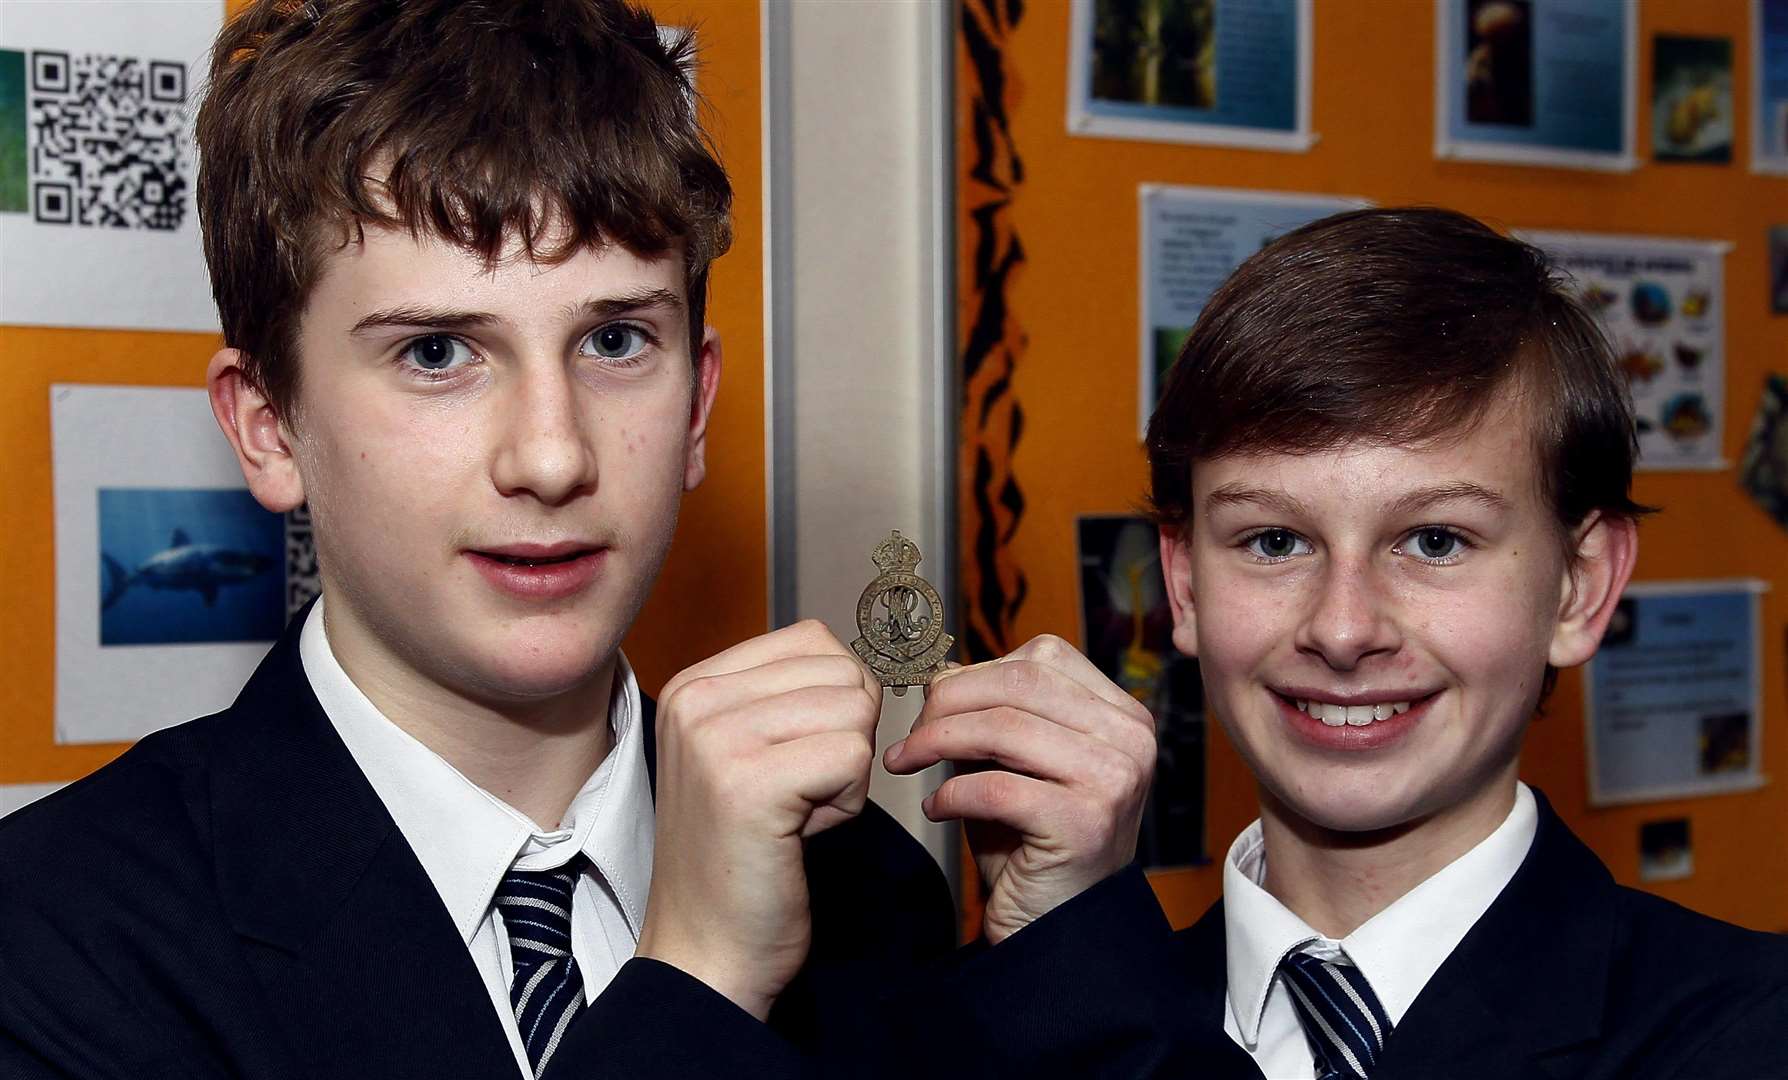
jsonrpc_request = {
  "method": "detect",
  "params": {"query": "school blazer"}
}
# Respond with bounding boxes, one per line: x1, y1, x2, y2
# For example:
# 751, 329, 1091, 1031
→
0, 608, 1213, 1080
1169, 791, 1788, 1080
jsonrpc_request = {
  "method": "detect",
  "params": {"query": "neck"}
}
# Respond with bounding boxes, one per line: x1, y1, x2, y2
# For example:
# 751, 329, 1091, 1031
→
322, 605, 617, 829
1256, 769, 1519, 940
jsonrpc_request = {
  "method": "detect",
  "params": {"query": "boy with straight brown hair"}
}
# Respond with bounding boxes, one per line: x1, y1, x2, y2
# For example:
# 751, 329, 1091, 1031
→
0, 2, 1183, 1077
1148, 206, 1788, 1079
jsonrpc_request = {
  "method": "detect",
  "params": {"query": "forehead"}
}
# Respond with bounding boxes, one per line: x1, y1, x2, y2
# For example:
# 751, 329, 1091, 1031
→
1192, 396, 1546, 516
304, 223, 686, 316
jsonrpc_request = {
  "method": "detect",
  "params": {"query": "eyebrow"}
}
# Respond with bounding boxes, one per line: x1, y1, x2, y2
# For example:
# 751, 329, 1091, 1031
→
1202, 480, 1510, 519
1386, 481, 1510, 516
348, 287, 685, 337
1202, 484, 1314, 520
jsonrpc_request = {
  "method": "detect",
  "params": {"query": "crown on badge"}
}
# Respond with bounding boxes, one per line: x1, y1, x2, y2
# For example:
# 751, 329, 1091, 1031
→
870, 530, 922, 573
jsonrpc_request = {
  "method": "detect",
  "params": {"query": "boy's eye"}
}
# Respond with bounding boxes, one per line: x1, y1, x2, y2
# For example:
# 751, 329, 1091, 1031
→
1245, 529, 1311, 560
1405, 527, 1465, 561
401, 334, 475, 372
581, 323, 652, 361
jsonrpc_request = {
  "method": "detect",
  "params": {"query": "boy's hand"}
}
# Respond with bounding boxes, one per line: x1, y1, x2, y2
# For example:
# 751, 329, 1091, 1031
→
884, 635, 1155, 944
635, 621, 881, 1021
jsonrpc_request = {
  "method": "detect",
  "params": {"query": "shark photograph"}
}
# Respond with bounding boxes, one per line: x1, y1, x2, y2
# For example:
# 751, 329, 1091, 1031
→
98, 488, 286, 646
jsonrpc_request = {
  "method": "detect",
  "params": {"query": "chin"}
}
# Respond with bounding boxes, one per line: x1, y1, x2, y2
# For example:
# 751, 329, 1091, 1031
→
1273, 774, 1434, 836
449, 637, 619, 704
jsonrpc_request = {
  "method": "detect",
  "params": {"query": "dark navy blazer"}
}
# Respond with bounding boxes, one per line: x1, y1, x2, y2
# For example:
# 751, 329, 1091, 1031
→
0, 607, 1207, 1079
1168, 791, 1788, 1079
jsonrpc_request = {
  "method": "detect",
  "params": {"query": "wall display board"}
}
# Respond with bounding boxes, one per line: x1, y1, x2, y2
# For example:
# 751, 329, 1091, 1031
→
0, 1, 222, 332
1138, 185, 1361, 433
1067, 0, 1313, 151
2, 0, 767, 813
1585, 581, 1767, 807
1523, 230, 1729, 471
1755, 0, 1788, 175
1434, 0, 1637, 171
1076, 515, 1205, 870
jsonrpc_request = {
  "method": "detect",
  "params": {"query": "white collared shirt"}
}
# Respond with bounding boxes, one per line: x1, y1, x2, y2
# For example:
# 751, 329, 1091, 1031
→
1221, 783, 1538, 1079
299, 599, 655, 1079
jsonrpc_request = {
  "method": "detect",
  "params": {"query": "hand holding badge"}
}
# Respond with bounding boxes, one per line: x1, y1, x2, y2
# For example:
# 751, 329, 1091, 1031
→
850, 531, 954, 695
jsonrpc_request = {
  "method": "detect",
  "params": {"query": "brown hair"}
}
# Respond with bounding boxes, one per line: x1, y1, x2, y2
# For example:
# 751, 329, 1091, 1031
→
197, 0, 733, 418
1146, 206, 1651, 536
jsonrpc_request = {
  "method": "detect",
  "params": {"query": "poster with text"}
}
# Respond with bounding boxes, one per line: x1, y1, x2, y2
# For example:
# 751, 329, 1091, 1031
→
1434, 0, 1636, 170
1523, 230, 1728, 470
1068, 0, 1313, 151
1077, 515, 1205, 869
0, 1, 222, 332
1585, 581, 1766, 807
1140, 185, 1363, 434
52, 386, 319, 745
1754, 0, 1788, 175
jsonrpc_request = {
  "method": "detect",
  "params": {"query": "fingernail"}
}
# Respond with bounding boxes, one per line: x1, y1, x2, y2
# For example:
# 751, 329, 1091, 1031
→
884, 739, 906, 763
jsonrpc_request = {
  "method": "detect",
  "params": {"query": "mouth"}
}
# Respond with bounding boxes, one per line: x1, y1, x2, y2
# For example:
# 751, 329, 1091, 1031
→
465, 542, 606, 600
1271, 688, 1439, 748
471, 541, 599, 564
1291, 697, 1414, 727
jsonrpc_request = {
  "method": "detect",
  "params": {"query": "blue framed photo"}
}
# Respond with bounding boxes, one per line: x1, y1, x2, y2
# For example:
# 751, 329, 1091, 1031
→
98, 487, 285, 646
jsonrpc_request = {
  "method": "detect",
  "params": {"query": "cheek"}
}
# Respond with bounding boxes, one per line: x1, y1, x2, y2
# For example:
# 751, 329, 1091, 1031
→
1192, 563, 1291, 680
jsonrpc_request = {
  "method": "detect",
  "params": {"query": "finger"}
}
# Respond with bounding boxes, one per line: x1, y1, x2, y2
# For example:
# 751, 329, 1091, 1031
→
1006, 634, 1145, 714
660, 619, 853, 700
887, 707, 1143, 798
664, 653, 873, 722
754, 730, 876, 838
920, 770, 1075, 841
918, 658, 1153, 761
687, 685, 879, 752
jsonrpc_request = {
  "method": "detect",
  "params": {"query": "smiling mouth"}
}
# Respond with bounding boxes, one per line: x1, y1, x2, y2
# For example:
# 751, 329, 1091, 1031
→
1282, 693, 1435, 727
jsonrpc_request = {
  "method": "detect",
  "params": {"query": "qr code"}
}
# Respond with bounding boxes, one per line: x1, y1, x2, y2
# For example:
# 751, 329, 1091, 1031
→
285, 504, 322, 619
28, 50, 190, 230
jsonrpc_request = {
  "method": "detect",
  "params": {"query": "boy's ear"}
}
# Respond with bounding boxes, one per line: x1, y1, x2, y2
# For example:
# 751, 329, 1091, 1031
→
1549, 511, 1639, 669
207, 348, 306, 513
1158, 525, 1200, 658
683, 326, 723, 492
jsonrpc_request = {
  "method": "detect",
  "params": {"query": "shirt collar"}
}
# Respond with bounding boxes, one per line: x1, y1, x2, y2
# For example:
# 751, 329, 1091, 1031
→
298, 597, 655, 946
1222, 782, 1538, 1046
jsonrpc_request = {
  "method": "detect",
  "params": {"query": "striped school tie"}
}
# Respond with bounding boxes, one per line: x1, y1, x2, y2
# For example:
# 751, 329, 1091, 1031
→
496, 857, 587, 1077
1278, 950, 1394, 1080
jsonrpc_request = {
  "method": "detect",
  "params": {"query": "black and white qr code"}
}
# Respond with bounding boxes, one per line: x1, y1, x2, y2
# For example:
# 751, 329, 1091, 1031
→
285, 505, 322, 620
28, 50, 190, 231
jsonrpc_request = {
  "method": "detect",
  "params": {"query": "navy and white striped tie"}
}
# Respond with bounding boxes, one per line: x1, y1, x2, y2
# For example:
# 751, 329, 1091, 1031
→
1278, 950, 1394, 1080
496, 858, 586, 1077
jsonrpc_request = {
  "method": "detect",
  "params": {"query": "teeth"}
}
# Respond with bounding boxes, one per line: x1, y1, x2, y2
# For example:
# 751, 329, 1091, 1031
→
1294, 697, 1415, 725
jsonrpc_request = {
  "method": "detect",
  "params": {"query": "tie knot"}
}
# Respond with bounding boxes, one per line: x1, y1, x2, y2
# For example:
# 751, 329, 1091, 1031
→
1277, 950, 1394, 1080
496, 856, 583, 957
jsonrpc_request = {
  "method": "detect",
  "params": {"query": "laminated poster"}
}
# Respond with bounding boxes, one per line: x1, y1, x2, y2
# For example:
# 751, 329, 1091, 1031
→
1585, 581, 1767, 807
1067, 0, 1313, 151
1523, 230, 1729, 471
0, 2, 223, 332
51, 385, 320, 745
1138, 185, 1363, 434
1754, 0, 1788, 175
1434, 0, 1636, 171
1076, 515, 1206, 869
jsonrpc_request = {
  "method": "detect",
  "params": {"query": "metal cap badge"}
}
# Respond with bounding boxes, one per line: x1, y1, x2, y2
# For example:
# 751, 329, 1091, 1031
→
851, 530, 954, 695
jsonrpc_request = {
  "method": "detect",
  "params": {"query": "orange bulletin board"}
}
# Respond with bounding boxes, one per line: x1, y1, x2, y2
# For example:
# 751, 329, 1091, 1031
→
957, 0, 1788, 934
0, 0, 764, 790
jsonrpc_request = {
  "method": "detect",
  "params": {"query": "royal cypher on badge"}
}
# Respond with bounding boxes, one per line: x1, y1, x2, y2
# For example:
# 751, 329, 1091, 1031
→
851, 531, 955, 695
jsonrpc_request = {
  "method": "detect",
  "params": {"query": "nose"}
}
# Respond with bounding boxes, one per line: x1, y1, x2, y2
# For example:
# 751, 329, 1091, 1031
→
1294, 557, 1401, 671
489, 364, 598, 506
